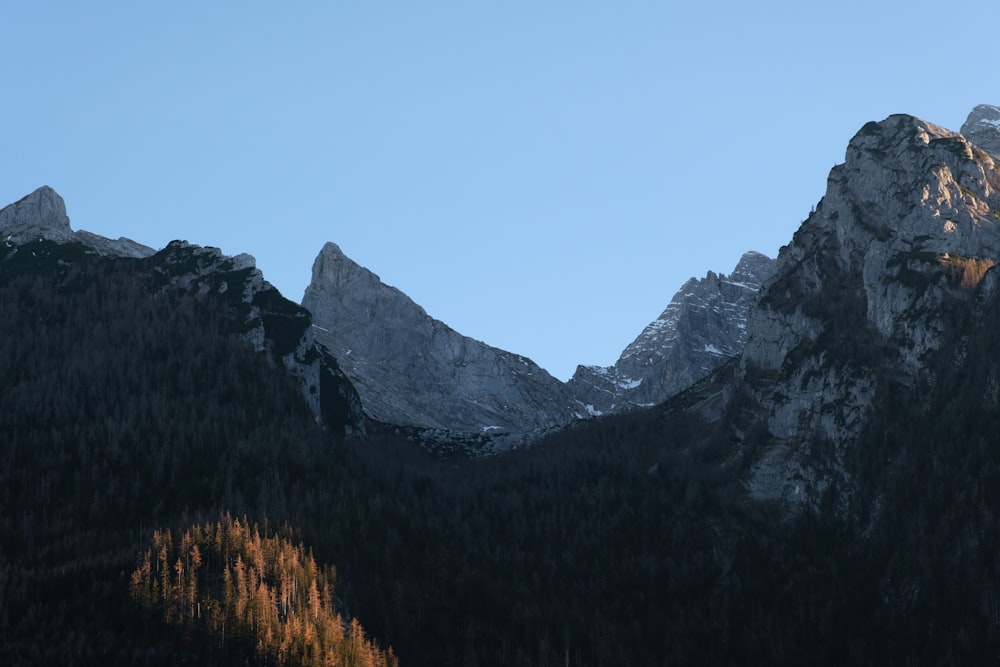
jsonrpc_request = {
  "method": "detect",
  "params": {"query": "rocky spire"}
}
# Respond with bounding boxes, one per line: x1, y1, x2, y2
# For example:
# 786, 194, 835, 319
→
302, 242, 577, 434
960, 104, 1000, 157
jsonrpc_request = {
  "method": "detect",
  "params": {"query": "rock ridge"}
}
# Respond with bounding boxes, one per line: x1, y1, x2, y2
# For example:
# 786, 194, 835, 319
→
0, 186, 154, 258
567, 250, 775, 415
0, 187, 363, 436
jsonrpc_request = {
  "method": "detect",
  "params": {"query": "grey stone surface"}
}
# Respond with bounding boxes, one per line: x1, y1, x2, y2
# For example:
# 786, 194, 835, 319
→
961, 103, 1000, 157
302, 242, 578, 434
736, 112, 1000, 505
568, 251, 775, 415
0, 186, 155, 258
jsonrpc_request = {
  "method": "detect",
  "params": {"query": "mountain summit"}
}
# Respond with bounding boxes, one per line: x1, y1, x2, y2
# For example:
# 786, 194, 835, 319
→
9, 109, 1000, 665
302, 242, 577, 434
568, 250, 775, 415
0, 185, 71, 237
0, 185, 153, 257
960, 103, 1000, 156
721, 112, 1000, 503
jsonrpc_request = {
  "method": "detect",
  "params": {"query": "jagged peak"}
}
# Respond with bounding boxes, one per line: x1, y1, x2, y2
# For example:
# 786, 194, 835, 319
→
303, 239, 575, 434
569, 248, 775, 418
0, 185, 71, 237
734, 109, 1000, 504
832, 112, 1000, 258
731, 250, 775, 284
320, 240, 346, 256
961, 104, 1000, 157
310, 240, 386, 293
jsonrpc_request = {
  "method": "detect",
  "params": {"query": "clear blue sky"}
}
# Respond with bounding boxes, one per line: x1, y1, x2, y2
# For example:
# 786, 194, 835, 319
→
4, 2, 997, 380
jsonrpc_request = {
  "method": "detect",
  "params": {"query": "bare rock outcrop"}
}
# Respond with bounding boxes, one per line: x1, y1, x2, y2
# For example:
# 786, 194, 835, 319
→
569, 251, 775, 415
0, 186, 154, 258
302, 242, 577, 434
961, 103, 1000, 157
737, 113, 1000, 504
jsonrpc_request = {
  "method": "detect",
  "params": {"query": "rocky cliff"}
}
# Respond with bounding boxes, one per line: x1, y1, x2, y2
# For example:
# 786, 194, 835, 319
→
960, 103, 1000, 157
302, 242, 579, 434
727, 110, 1000, 504
568, 251, 775, 415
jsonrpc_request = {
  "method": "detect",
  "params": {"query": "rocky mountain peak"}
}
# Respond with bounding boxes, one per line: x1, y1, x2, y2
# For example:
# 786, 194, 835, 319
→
842, 114, 1000, 293
567, 250, 775, 415
0, 185, 72, 241
303, 243, 577, 435
731, 250, 775, 284
311, 241, 385, 293
0, 186, 154, 258
735, 111, 1000, 503
746, 111, 1000, 376
960, 103, 1000, 157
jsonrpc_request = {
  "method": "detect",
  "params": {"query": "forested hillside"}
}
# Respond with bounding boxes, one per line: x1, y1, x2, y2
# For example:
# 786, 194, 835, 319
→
4, 238, 1000, 666
0, 240, 391, 664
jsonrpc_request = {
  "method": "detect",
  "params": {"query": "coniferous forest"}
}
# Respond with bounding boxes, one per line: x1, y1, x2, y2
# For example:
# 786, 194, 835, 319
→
4, 240, 1000, 665
130, 516, 397, 666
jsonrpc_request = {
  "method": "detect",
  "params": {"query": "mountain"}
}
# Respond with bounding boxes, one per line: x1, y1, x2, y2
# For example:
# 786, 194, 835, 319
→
302, 241, 578, 435
8, 107, 1000, 666
0, 186, 774, 446
302, 242, 774, 437
568, 250, 775, 415
644, 109, 1000, 507
0, 185, 154, 257
960, 103, 1000, 157
0, 187, 366, 437
0, 212, 399, 663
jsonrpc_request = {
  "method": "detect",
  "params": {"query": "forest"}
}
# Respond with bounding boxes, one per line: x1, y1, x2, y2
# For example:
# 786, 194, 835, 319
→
3, 239, 1000, 665
130, 516, 396, 666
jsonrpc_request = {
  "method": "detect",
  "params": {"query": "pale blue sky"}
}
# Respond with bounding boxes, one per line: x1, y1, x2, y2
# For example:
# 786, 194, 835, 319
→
3, 2, 996, 380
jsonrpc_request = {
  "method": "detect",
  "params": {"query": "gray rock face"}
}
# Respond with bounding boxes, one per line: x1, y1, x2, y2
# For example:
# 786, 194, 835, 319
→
302, 242, 578, 434
736, 113, 1000, 505
0, 185, 72, 239
0, 186, 154, 258
568, 251, 775, 415
960, 103, 1000, 157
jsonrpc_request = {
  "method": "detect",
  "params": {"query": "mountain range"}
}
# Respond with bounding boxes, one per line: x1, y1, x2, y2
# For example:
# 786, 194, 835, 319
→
301, 239, 775, 440
3, 103, 1000, 665
2, 182, 777, 447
